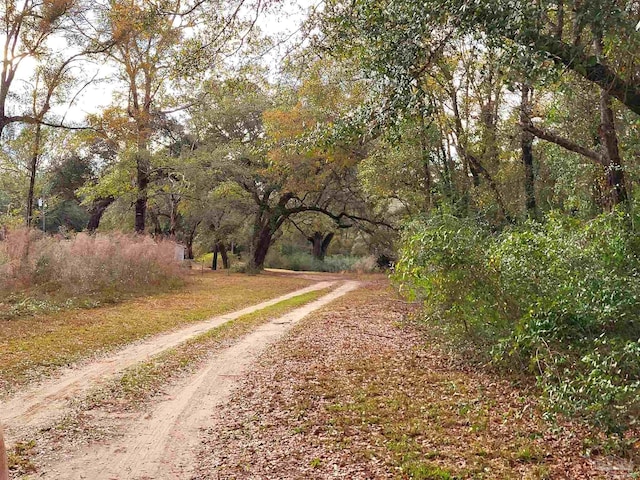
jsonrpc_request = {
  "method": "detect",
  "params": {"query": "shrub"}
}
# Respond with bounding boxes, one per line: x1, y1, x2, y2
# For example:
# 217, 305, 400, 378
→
265, 250, 373, 273
0, 229, 185, 305
266, 251, 375, 272
492, 212, 640, 431
393, 215, 509, 341
351, 255, 379, 273
394, 211, 640, 433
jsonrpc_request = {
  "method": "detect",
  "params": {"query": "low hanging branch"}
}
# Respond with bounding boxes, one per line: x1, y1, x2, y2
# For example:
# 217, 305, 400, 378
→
286, 201, 397, 231
526, 33, 640, 117
522, 121, 603, 164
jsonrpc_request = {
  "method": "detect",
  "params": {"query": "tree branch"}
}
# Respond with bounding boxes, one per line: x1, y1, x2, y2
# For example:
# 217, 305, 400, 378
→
523, 121, 603, 164
286, 202, 396, 231
527, 33, 640, 116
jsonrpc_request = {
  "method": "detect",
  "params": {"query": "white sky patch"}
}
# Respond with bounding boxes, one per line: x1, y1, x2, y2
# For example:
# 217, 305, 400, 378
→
33, 0, 317, 124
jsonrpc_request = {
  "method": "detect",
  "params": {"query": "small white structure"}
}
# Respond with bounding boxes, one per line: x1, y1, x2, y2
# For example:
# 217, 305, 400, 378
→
174, 244, 186, 261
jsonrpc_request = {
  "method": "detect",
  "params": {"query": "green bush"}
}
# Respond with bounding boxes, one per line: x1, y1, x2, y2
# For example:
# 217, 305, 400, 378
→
266, 249, 368, 272
393, 215, 509, 341
394, 211, 640, 432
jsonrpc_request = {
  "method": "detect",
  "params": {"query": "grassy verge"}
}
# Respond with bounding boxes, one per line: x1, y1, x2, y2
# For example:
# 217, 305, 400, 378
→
0, 271, 314, 394
81, 287, 332, 410
0, 278, 185, 321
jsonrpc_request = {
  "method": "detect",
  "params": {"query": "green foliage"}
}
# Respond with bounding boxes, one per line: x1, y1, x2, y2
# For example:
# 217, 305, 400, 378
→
44, 199, 90, 232
394, 214, 507, 341
402, 461, 453, 480
322, 0, 640, 114
493, 212, 638, 341
266, 250, 364, 273
394, 211, 640, 432
265, 241, 379, 273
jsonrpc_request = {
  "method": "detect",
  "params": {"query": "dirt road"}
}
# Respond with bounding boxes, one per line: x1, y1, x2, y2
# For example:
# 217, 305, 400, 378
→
0, 281, 335, 447
38, 280, 359, 479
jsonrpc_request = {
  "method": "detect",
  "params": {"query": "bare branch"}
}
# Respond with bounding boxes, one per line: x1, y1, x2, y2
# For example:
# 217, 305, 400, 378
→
523, 122, 603, 164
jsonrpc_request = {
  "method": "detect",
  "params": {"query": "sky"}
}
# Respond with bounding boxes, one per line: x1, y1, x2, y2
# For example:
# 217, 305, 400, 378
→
43, 0, 318, 124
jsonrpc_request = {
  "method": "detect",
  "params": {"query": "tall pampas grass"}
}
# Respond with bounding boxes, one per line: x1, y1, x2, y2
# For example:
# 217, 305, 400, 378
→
0, 229, 184, 299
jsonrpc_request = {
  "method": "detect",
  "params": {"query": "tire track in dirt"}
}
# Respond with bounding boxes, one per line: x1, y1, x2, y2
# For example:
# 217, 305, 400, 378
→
0, 281, 335, 445
40, 280, 360, 480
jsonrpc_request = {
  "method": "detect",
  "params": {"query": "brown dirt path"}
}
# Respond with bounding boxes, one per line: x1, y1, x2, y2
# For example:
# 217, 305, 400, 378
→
0, 281, 335, 447
38, 281, 360, 480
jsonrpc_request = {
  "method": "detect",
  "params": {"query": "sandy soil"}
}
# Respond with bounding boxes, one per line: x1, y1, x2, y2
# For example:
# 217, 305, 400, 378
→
0, 281, 335, 447
36, 280, 360, 480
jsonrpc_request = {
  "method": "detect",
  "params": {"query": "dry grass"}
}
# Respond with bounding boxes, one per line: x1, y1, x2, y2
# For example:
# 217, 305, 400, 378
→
0, 229, 186, 319
6, 440, 36, 477
195, 281, 637, 479
0, 271, 313, 395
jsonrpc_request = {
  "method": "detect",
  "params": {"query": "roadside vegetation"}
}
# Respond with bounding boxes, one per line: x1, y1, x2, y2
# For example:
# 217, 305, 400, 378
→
266, 251, 379, 273
0, 229, 185, 320
394, 211, 640, 434
0, 0, 639, 472
318, 0, 640, 443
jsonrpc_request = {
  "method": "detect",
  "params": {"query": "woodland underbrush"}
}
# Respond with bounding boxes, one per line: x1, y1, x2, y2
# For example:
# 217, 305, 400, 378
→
266, 249, 379, 273
394, 210, 640, 435
0, 229, 184, 318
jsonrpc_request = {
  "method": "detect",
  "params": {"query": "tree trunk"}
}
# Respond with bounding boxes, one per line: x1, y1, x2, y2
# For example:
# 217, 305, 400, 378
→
309, 232, 323, 260
134, 149, 150, 233
439, 141, 454, 204
468, 162, 481, 187
217, 242, 229, 269
308, 232, 334, 261
555, 0, 564, 40
134, 197, 147, 233
419, 111, 432, 210
520, 84, 537, 216
185, 222, 199, 260
211, 243, 218, 270
466, 151, 512, 222
0, 425, 8, 480
25, 123, 42, 227
86, 196, 115, 232
148, 210, 162, 235
597, 92, 627, 207
251, 223, 273, 270
169, 194, 179, 236
594, 33, 627, 207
